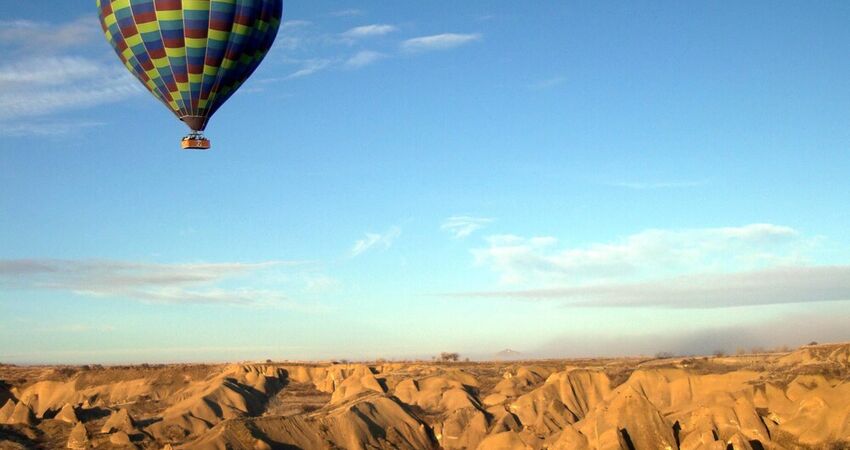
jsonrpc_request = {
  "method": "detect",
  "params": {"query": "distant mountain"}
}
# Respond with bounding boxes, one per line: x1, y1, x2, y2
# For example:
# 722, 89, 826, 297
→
494, 349, 523, 360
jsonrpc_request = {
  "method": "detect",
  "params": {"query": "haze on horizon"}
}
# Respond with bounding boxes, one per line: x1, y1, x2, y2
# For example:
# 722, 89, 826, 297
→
1, 1, 850, 365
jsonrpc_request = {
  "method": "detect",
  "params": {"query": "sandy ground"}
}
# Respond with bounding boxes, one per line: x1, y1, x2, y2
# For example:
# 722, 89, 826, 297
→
1, 343, 849, 449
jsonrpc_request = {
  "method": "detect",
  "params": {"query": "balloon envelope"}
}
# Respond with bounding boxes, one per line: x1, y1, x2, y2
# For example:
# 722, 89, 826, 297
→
97, 0, 283, 131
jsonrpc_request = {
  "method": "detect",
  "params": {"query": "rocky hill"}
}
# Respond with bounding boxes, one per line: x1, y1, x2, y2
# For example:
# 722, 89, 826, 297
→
1, 344, 849, 449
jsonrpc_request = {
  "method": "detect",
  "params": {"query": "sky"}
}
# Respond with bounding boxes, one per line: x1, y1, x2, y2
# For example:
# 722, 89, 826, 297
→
1, 1, 850, 364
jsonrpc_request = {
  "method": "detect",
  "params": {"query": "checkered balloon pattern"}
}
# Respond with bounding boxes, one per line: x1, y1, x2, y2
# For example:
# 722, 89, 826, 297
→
97, 0, 283, 131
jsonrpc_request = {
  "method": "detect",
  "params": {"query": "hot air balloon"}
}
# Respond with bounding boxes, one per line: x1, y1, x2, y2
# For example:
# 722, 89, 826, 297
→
96, 0, 283, 150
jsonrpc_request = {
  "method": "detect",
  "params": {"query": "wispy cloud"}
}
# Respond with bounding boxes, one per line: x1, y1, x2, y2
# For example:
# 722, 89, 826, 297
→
441, 216, 494, 239
281, 20, 312, 30
303, 274, 342, 294
452, 224, 839, 309
41, 324, 117, 334
0, 120, 106, 137
286, 58, 334, 79
0, 259, 309, 306
530, 76, 567, 90
534, 312, 850, 358
0, 56, 104, 85
401, 33, 482, 52
0, 17, 141, 136
351, 226, 402, 258
0, 17, 100, 52
274, 21, 479, 79
610, 180, 708, 190
345, 50, 386, 69
330, 9, 364, 18
0, 57, 140, 121
457, 265, 850, 309
277, 20, 395, 76
341, 24, 397, 39
472, 224, 806, 285
273, 20, 324, 52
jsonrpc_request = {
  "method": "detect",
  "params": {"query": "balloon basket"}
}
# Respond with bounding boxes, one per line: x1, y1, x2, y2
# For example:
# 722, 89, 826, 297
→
181, 132, 211, 151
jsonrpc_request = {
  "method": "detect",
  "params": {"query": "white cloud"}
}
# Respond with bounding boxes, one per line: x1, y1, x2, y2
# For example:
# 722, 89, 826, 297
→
281, 20, 312, 30
0, 57, 140, 122
351, 226, 402, 257
274, 18, 358, 53
330, 9, 364, 17
341, 24, 397, 39
275, 35, 305, 51
0, 259, 310, 307
610, 180, 708, 190
303, 274, 341, 294
44, 324, 117, 333
0, 17, 100, 52
286, 58, 333, 79
345, 50, 386, 69
473, 224, 805, 285
457, 265, 850, 309
0, 120, 105, 137
280, 23, 392, 75
441, 216, 494, 239
453, 224, 842, 309
273, 23, 478, 81
530, 77, 567, 90
0, 56, 103, 85
401, 33, 482, 52
0, 17, 142, 135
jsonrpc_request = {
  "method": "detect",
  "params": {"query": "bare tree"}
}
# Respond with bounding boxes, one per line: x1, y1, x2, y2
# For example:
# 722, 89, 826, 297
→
439, 352, 460, 363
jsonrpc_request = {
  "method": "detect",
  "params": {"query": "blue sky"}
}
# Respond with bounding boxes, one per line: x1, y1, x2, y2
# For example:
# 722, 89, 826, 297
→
1, 1, 850, 364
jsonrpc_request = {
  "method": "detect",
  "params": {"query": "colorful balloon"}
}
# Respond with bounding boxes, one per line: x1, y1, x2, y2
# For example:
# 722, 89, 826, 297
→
97, 0, 283, 149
